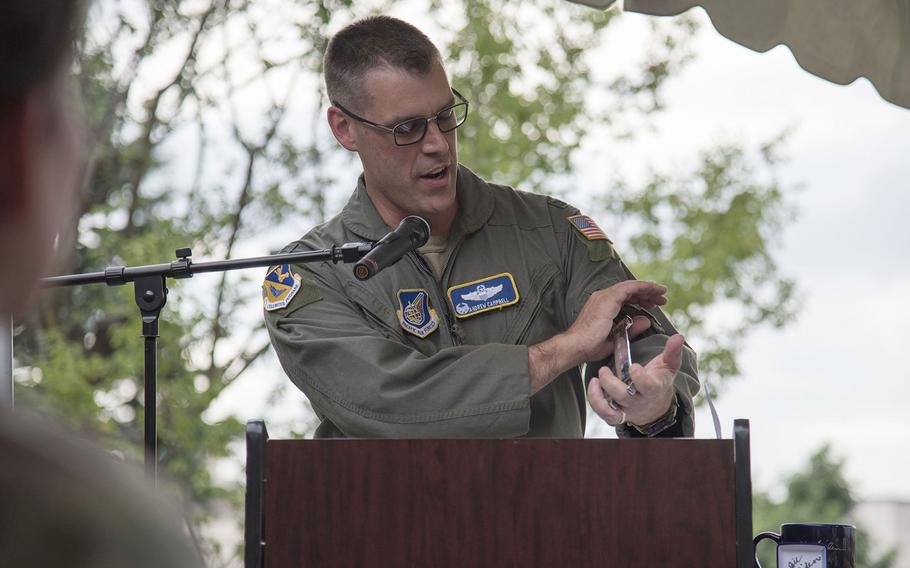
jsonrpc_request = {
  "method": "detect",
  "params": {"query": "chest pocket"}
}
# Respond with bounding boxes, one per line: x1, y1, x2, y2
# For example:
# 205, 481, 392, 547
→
345, 280, 448, 357
504, 263, 561, 345
344, 281, 403, 340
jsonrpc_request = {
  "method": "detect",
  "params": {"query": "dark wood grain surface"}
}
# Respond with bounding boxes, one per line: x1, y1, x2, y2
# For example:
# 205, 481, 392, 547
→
264, 439, 736, 567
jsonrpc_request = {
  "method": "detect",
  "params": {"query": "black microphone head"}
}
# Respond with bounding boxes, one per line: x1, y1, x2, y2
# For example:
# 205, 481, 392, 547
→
400, 215, 431, 247
353, 262, 372, 281
353, 216, 432, 281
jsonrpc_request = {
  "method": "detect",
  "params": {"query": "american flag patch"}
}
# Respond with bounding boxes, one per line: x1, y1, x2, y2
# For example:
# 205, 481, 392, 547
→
567, 214, 610, 242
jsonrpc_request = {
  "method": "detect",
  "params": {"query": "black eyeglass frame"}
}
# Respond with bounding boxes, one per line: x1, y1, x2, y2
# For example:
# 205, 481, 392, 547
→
332, 89, 469, 146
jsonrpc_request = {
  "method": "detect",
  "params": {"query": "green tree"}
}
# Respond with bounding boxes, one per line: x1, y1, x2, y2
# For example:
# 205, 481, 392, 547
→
15, 1, 356, 562
12, 0, 797, 564
603, 134, 799, 397
753, 445, 896, 568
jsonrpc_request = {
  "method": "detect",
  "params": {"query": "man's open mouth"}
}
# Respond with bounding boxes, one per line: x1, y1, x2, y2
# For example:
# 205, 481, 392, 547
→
421, 166, 448, 180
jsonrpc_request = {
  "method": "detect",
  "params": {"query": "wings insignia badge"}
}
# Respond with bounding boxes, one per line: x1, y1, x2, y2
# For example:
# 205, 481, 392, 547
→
447, 273, 519, 319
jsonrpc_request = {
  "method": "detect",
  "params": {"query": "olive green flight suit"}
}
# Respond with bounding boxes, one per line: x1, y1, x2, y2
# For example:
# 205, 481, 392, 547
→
264, 164, 699, 438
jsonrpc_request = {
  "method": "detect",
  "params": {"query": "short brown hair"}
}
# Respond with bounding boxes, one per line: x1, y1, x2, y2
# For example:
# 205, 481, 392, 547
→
0, 0, 84, 108
324, 16, 443, 112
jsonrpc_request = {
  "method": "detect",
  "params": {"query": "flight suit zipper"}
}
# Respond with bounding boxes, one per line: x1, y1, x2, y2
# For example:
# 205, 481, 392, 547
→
409, 252, 462, 346
438, 232, 467, 343
510, 265, 559, 345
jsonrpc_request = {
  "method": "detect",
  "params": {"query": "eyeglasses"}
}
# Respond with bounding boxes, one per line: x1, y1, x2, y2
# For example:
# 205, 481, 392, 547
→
332, 89, 469, 146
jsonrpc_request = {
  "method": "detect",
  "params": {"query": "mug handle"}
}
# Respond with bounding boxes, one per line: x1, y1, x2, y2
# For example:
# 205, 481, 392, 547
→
752, 531, 781, 568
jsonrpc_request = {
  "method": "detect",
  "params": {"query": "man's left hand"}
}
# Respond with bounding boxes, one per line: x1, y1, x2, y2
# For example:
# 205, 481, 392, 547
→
587, 334, 685, 427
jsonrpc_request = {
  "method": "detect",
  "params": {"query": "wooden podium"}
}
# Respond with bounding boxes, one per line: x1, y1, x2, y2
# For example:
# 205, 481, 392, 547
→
245, 420, 753, 567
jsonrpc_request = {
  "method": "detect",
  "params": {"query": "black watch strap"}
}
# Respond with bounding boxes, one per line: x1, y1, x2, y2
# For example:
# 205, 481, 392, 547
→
631, 396, 678, 437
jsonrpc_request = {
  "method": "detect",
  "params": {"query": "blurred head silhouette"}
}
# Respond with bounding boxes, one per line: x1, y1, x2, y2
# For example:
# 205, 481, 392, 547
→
0, 2, 203, 566
0, 0, 87, 315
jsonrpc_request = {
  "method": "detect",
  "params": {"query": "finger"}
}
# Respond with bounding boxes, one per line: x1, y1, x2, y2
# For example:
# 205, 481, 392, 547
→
628, 315, 651, 339
584, 282, 666, 329
598, 365, 637, 406
627, 362, 653, 396
662, 334, 685, 372
639, 335, 685, 386
636, 296, 668, 309
610, 280, 667, 307
587, 378, 625, 425
630, 283, 667, 306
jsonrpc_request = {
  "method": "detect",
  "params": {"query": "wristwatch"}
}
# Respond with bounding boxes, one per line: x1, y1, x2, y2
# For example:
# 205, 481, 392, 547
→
630, 396, 678, 437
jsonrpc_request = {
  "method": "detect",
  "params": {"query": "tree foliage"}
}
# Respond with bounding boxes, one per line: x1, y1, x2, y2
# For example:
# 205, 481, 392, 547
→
16, 0, 353, 562
12, 0, 801, 564
753, 446, 896, 568
605, 135, 799, 395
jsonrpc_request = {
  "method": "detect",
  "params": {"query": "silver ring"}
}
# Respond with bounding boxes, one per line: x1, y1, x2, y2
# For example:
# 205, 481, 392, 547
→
626, 383, 637, 396
620, 411, 627, 425
607, 398, 619, 411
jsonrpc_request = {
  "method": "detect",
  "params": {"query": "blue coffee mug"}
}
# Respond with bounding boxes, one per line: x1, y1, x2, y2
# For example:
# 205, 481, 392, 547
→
753, 523, 855, 568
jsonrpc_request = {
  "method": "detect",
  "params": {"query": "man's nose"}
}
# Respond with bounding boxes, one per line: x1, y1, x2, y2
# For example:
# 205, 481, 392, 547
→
420, 119, 450, 153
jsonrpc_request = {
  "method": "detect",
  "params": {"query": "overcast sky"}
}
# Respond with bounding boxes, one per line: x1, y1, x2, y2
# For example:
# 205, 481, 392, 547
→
578, 8, 910, 500
201, 5, 910, 501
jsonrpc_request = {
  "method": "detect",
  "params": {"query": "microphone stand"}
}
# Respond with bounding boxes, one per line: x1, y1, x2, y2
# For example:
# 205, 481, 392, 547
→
1, 314, 11, 409
35, 242, 371, 484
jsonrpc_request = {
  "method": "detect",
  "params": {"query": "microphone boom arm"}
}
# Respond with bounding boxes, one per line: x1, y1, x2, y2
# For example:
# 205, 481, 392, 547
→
32, 241, 371, 484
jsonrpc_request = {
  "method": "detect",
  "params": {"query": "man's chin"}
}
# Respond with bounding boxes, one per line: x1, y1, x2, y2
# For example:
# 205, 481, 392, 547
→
411, 189, 457, 221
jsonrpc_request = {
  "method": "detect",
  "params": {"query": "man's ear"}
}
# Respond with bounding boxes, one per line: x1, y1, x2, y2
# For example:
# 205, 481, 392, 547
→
0, 100, 32, 217
326, 106, 359, 152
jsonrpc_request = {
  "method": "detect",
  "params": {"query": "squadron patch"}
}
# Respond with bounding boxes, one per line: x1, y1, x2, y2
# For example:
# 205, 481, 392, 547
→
567, 214, 611, 242
397, 289, 440, 338
447, 273, 520, 319
262, 264, 302, 311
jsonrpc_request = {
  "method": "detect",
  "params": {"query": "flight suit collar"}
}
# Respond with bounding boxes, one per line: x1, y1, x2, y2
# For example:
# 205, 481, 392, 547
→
339, 175, 391, 242
339, 163, 495, 241
451, 164, 495, 236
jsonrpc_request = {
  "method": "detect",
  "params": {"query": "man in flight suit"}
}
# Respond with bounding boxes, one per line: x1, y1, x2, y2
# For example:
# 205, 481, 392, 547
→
264, 16, 699, 438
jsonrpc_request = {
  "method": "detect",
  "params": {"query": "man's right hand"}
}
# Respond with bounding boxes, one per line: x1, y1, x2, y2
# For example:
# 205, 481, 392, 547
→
528, 280, 668, 395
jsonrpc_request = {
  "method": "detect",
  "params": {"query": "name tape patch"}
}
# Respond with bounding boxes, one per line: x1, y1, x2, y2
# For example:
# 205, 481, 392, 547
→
263, 264, 302, 311
447, 273, 520, 319
397, 289, 440, 338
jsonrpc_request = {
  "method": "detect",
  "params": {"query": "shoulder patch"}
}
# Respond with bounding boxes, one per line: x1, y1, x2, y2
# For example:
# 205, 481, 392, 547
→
567, 214, 612, 242
447, 273, 520, 319
567, 215, 619, 262
397, 289, 439, 338
262, 265, 321, 312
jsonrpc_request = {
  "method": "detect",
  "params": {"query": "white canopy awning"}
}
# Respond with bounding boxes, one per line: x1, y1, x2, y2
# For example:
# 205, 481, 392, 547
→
569, 0, 910, 110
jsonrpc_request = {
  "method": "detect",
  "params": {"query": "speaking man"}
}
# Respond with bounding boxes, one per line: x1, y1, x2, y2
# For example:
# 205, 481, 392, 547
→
264, 16, 699, 438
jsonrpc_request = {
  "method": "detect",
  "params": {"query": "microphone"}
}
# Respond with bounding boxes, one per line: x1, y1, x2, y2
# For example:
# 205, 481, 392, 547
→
354, 216, 431, 280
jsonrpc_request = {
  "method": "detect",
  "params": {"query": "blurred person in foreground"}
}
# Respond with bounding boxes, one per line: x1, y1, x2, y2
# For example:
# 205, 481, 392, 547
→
264, 16, 699, 438
0, 1, 204, 566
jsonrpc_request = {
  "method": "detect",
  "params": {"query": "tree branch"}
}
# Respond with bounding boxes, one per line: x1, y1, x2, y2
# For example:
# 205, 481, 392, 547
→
124, 1, 220, 235
206, 64, 293, 371
222, 339, 272, 385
